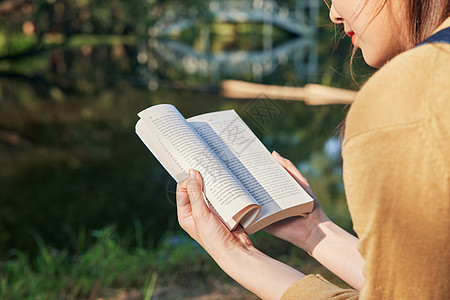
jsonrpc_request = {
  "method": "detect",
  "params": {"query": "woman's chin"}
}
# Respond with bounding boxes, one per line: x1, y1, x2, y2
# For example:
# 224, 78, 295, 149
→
361, 51, 386, 69
361, 46, 403, 69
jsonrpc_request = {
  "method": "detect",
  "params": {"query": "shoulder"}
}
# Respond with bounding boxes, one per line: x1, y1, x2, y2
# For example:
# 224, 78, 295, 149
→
344, 42, 450, 144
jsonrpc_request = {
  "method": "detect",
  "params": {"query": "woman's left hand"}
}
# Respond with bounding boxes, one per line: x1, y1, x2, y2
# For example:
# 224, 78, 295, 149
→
176, 169, 253, 257
176, 169, 306, 299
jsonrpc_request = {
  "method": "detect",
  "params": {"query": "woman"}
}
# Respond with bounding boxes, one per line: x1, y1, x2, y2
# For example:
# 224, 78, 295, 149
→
176, 0, 450, 298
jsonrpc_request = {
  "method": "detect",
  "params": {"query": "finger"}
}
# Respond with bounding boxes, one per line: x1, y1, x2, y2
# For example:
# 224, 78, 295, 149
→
176, 175, 192, 209
185, 169, 212, 223
272, 151, 316, 199
233, 225, 253, 248
272, 151, 308, 185
176, 176, 193, 229
176, 172, 202, 244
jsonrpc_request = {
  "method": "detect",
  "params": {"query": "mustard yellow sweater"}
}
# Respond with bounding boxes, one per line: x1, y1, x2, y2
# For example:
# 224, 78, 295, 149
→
282, 18, 450, 299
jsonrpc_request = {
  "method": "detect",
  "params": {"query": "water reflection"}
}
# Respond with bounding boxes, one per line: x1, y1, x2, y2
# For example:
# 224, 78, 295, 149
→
0, 0, 357, 256
0, 77, 351, 256
138, 0, 324, 88
143, 36, 317, 85
152, 0, 318, 37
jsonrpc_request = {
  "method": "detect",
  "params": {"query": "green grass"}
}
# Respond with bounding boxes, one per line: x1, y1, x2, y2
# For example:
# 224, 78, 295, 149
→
0, 227, 182, 299
0, 226, 245, 299
0, 226, 350, 299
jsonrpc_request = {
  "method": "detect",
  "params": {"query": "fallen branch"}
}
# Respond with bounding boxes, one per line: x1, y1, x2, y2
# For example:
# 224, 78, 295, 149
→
220, 80, 357, 105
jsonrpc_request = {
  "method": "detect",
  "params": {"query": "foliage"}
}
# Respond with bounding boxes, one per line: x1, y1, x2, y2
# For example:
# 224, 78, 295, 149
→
0, 0, 210, 58
0, 3, 361, 296
0, 227, 180, 299
0, 226, 348, 299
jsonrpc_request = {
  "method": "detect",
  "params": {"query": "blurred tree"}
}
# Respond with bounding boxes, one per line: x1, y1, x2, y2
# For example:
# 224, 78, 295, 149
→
0, 0, 209, 57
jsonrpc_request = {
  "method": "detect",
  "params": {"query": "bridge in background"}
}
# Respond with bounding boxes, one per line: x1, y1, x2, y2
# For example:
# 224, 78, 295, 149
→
138, 35, 317, 90
151, 0, 319, 37
140, 0, 319, 89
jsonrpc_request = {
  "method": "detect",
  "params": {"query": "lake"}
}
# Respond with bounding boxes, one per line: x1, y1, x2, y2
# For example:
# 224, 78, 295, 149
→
0, 17, 364, 256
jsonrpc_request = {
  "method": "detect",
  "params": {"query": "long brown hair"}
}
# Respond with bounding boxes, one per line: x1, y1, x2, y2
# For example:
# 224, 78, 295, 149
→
407, 0, 450, 47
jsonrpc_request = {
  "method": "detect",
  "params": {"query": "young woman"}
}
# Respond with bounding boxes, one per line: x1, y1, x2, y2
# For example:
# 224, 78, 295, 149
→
176, 0, 450, 298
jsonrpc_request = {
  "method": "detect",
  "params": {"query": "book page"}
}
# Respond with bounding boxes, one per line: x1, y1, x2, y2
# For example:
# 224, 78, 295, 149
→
136, 104, 260, 227
188, 110, 313, 224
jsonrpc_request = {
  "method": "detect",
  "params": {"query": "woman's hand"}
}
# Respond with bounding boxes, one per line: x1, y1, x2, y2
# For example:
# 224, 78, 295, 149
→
176, 169, 253, 256
176, 169, 305, 299
263, 151, 330, 253
266, 152, 366, 290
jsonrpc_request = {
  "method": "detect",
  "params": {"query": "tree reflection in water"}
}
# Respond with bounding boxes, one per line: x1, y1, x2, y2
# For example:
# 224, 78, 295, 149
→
0, 0, 368, 256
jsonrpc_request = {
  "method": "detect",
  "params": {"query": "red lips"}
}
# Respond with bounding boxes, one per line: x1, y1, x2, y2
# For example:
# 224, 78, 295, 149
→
346, 31, 356, 46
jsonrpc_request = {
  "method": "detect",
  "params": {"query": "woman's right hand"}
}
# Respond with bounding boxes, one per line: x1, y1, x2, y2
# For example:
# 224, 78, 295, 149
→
267, 152, 366, 290
263, 151, 330, 253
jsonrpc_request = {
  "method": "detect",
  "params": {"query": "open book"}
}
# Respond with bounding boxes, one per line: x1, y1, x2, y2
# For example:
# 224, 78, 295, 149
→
135, 104, 314, 234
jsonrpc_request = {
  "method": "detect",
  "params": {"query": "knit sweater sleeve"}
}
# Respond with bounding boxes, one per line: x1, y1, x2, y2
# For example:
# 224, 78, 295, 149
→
281, 275, 358, 300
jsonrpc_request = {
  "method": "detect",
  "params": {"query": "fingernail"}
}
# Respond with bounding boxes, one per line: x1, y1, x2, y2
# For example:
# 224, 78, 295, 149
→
273, 150, 281, 157
189, 169, 197, 178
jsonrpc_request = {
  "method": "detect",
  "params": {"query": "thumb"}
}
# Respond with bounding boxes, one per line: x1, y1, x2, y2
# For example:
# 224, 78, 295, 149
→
186, 169, 211, 222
